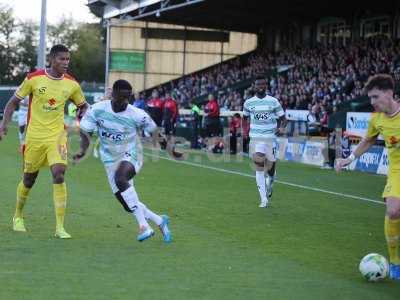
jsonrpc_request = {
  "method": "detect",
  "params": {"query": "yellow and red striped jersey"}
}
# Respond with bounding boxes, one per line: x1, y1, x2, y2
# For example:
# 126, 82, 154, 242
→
15, 69, 85, 142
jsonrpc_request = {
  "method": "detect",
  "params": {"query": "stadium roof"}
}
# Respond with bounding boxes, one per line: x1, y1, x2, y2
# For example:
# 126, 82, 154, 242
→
88, 0, 399, 33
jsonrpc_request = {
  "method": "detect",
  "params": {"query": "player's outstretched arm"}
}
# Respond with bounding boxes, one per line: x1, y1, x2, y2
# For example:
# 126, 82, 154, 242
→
0, 96, 21, 141
335, 135, 377, 173
276, 115, 287, 136
73, 130, 92, 164
76, 102, 89, 120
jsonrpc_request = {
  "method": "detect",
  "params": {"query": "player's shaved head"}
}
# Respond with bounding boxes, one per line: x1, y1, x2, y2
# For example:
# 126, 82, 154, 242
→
48, 44, 70, 77
254, 75, 267, 97
113, 79, 132, 92
112, 80, 132, 99
49, 44, 69, 58
111, 80, 132, 112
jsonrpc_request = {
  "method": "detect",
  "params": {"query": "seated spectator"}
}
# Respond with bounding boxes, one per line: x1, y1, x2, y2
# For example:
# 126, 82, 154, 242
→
319, 106, 330, 135
307, 106, 320, 136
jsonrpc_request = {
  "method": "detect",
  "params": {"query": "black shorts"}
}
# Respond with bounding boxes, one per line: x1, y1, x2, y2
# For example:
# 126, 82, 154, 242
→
164, 120, 176, 135
153, 117, 163, 127
148, 108, 163, 127
205, 119, 222, 137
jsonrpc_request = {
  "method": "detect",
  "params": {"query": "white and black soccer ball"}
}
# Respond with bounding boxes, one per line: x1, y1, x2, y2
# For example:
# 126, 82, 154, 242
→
359, 253, 389, 282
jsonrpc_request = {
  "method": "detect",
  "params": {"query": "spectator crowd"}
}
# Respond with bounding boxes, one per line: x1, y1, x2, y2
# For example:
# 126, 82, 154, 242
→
134, 36, 400, 138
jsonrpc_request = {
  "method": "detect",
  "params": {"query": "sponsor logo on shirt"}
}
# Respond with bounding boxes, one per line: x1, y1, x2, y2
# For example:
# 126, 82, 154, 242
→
100, 130, 125, 142
42, 98, 58, 111
48, 98, 56, 106
389, 136, 399, 145
254, 112, 273, 120
38, 87, 47, 94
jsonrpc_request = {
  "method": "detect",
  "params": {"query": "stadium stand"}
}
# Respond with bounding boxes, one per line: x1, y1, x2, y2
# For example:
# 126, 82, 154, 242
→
139, 36, 399, 136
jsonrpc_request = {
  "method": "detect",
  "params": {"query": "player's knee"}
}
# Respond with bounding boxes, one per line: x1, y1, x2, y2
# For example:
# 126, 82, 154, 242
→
52, 173, 65, 184
386, 207, 400, 219
254, 160, 264, 168
114, 175, 128, 191
23, 177, 36, 188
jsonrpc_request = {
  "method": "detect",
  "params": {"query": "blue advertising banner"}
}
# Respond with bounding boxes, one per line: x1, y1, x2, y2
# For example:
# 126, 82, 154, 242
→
285, 139, 306, 162
354, 145, 383, 174
302, 141, 325, 166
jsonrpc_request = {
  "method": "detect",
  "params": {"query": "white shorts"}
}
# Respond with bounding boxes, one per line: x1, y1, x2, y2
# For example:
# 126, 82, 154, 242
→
249, 139, 277, 162
18, 109, 28, 127
104, 156, 143, 194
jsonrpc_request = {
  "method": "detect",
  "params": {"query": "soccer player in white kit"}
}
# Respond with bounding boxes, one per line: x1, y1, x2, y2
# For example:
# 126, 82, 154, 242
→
74, 80, 172, 242
243, 76, 287, 208
17, 96, 29, 146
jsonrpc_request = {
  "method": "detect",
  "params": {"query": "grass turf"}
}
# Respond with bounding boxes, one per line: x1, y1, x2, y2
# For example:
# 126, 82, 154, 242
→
0, 127, 399, 299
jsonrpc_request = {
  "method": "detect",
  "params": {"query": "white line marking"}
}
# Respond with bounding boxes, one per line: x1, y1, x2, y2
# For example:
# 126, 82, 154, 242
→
144, 153, 384, 206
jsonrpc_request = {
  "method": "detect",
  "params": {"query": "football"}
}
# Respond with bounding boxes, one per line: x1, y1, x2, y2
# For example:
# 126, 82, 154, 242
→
359, 253, 389, 282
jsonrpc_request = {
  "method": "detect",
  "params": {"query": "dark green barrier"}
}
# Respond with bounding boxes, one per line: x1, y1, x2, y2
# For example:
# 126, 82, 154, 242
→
0, 89, 17, 116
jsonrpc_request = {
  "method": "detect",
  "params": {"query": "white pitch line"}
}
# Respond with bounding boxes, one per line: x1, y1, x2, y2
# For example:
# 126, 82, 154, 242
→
144, 153, 384, 206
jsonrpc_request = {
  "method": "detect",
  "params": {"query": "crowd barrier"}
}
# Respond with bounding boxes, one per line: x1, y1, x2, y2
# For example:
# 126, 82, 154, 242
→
276, 138, 387, 175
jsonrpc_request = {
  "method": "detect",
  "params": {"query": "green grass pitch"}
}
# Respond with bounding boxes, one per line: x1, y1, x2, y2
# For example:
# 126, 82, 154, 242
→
0, 126, 399, 299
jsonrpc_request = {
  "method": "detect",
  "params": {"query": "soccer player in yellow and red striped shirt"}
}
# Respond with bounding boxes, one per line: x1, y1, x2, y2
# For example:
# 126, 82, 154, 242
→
336, 74, 400, 280
0, 44, 88, 239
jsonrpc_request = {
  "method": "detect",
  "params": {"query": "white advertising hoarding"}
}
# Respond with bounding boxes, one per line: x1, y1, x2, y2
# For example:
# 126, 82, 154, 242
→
346, 112, 371, 137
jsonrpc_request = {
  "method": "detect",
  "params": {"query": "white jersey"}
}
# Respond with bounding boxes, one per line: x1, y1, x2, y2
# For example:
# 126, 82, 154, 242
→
80, 100, 157, 166
243, 94, 284, 139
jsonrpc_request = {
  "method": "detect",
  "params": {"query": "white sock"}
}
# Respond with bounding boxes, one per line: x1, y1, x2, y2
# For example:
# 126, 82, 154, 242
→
120, 186, 150, 229
139, 202, 162, 225
256, 171, 267, 202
